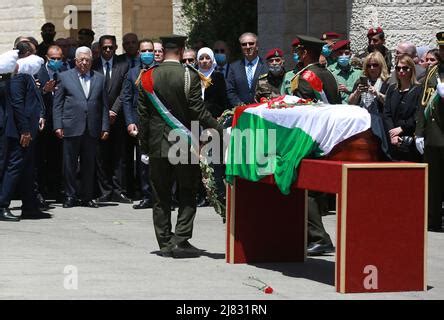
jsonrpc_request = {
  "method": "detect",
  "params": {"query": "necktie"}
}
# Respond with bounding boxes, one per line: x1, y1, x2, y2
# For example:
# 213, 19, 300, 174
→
80, 74, 89, 97
246, 62, 254, 89
105, 61, 111, 91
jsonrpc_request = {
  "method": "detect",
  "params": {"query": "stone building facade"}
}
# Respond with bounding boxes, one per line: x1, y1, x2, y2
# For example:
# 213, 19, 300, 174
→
0, 0, 442, 60
258, 0, 443, 68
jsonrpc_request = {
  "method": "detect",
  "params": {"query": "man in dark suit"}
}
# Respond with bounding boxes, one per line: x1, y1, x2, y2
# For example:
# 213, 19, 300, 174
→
213, 40, 231, 79
121, 38, 156, 209
0, 44, 51, 221
137, 35, 223, 257
226, 32, 268, 107
53, 46, 110, 208
118, 33, 140, 69
92, 35, 131, 204
35, 45, 67, 201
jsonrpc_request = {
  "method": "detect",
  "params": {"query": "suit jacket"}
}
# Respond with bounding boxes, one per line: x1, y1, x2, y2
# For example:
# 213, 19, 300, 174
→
383, 84, 421, 136
226, 57, 268, 107
204, 71, 229, 118
7, 73, 45, 139
53, 68, 110, 138
92, 56, 129, 116
36, 64, 68, 131
137, 62, 221, 157
122, 65, 146, 127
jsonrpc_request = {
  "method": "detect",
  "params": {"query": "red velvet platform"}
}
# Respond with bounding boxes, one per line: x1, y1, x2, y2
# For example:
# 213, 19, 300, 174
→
226, 159, 428, 293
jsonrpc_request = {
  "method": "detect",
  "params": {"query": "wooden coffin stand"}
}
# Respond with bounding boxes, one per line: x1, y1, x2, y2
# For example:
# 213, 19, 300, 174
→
226, 130, 428, 293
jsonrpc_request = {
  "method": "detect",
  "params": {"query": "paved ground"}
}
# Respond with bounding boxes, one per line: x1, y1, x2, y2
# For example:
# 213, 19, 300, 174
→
0, 200, 443, 300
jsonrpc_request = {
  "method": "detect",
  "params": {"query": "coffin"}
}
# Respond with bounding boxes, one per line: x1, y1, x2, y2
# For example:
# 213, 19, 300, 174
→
323, 129, 382, 162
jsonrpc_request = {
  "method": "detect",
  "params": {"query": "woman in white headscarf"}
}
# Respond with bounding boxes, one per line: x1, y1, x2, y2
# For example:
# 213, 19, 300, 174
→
197, 47, 228, 118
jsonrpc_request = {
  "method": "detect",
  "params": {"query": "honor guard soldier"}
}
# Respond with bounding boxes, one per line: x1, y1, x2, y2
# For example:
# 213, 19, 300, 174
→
415, 31, 444, 232
281, 38, 301, 95
137, 35, 223, 257
290, 35, 341, 255
255, 48, 286, 102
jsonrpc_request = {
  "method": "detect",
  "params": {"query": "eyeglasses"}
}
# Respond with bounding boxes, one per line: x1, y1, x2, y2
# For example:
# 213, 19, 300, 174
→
366, 63, 380, 68
395, 66, 410, 72
102, 46, 115, 51
241, 42, 255, 47
182, 58, 195, 63
214, 49, 225, 53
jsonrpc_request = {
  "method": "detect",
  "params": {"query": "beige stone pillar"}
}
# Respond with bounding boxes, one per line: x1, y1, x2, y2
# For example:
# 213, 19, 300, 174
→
172, 0, 189, 36
91, 0, 123, 54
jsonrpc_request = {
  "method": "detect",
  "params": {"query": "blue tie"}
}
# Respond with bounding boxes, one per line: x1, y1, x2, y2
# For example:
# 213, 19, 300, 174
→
246, 62, 254, 89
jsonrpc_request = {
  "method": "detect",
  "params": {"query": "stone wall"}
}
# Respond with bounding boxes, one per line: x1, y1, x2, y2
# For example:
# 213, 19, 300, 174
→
349, 0, 444, 56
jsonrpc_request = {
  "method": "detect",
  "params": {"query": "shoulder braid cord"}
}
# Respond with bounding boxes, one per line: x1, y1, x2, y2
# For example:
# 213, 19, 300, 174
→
184, 66, 191, 101
421, 65, 438, 107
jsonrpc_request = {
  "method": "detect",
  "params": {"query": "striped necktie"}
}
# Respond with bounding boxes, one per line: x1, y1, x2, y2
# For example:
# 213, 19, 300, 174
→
246, 62, 254, 89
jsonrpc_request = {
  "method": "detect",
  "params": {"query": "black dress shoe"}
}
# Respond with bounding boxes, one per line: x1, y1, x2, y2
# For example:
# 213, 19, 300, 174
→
112, 193, 133, 204
307, 242, 335, 256
0, 208, 20, 222
197, 198, 209, 207
81, 200, 99, 208
21, 210, 52, 219
37, 194, 50, 210
96, 195, 111, 203
156, 247, 173, 258
170, 240, 203, 258
133, 199, 152, 209
63, 197, 78, 208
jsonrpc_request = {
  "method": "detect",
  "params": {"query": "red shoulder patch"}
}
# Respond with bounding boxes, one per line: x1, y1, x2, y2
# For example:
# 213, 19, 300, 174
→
301, 70, 323, 92
141, 68, 155, 94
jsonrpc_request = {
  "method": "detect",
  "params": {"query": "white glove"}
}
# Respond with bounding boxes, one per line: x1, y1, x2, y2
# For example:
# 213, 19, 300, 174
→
17, 54, 44, 76
141, 154, 149, 165
0, 50, 18, 74
437, 83, 444, 98
415, 137, 424, 155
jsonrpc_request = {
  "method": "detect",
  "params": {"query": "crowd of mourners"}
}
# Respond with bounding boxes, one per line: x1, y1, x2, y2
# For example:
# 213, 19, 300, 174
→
0, 22, 443, 238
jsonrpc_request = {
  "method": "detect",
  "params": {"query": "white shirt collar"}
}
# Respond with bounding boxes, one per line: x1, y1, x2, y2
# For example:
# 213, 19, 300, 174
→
244, 56, 259, 66
101, 56, 114, 68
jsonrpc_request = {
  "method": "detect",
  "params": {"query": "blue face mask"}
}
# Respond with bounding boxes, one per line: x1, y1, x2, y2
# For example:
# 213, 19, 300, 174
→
215, 53, 226, 65
293, 53, 300, 64
337, 55, 351, 67
48, 59, 63, 72
140, 52, 154, 66
322, 44, 332, 57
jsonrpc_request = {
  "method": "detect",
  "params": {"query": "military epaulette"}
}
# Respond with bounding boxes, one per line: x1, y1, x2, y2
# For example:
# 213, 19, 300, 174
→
420, 65, 439, 107
185, 64, 212, 88
258, 73, 268, 80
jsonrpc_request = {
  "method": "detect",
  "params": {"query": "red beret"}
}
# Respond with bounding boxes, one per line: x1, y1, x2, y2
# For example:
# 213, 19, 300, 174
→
265, 48, 284, 60
320, 32, 342, 41
367, 27, 384, 37
332, 39, 350, 52
291, 38, 301, 47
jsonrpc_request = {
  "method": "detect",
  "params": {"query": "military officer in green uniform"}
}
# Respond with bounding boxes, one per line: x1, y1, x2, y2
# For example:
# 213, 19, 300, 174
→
415, 31, 444, 232
137, 35, 223, 257
255, 48, 285, 102
281, 38, 302, 95
291, 34, 341, 255
327, 39, 362, 103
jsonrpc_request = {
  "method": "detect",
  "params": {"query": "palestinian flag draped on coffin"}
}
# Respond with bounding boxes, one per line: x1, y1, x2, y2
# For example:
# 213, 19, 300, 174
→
225, 96, 371, 195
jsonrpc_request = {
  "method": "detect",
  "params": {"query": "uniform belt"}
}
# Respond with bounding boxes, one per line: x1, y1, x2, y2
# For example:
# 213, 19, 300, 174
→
0, 73, 11, 81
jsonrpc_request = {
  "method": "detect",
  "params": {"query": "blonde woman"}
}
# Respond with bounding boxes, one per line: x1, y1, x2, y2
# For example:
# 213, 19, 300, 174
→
382, 55, 421, 161
349, 51, 390, 113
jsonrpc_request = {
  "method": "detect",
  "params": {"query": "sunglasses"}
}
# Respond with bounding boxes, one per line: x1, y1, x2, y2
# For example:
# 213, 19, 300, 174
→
241, 42, 255, 47
214, 49, 225, 53
102, 46, 115, 51
395, 66, 410, 72
182, 58, 195, 63
367, 63, 380, 68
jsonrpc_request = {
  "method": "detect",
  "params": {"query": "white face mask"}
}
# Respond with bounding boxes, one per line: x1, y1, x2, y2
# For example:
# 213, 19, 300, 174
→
17, 55, 44, 76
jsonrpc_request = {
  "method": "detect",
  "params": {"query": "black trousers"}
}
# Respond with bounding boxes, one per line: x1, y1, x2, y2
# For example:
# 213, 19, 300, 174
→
35, 126, 63, 198
149, 158, 200, 249
424, 146, 444, 229
96, 122, 127, 198
0, 137, 38, 210
63, 133, 97, 201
